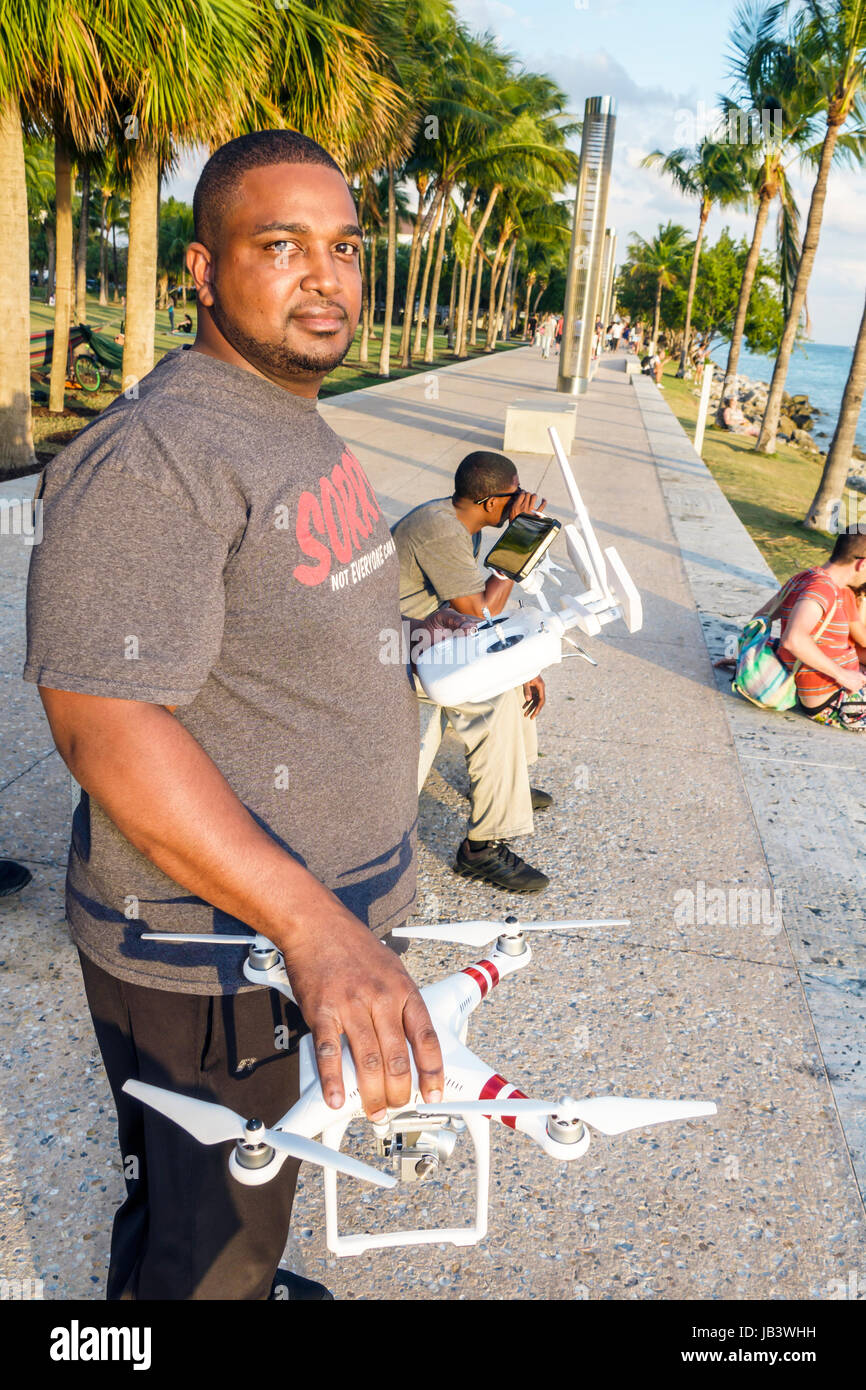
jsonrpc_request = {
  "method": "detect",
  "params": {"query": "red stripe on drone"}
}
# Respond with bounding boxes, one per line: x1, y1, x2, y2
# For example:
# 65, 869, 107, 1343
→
501, 1087, 528, 1130
462, 966, 490, 998
478, 958, 500, 988
480, 1073, 508, 1101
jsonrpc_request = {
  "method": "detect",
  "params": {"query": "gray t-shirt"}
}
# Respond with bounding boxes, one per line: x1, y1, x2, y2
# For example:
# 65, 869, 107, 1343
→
24, 347, 418, 994
392, 498, 485, 619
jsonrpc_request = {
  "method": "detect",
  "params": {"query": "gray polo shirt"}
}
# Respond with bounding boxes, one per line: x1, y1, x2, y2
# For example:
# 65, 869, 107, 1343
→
24, 348, 418, 994
392, 498, 485, 619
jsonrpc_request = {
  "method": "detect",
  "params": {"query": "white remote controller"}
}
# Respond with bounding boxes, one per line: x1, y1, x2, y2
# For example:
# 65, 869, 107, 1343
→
415, 607, 566, 705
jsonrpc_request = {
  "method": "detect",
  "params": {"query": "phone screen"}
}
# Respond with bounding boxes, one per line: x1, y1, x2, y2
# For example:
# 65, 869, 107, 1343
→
485, 514, 561, 580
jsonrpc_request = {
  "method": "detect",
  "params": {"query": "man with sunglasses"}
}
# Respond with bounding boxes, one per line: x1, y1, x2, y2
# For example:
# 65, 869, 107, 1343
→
393, 451, 552, 894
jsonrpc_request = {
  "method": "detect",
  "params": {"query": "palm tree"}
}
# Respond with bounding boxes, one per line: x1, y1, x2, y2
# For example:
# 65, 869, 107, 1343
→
393, 1, 459, 367
454, 70, 577, 358
0, 0, 109, 469
805, 289, 866, 530
715, 1, 821, 422
627, 223, 691, 350
97, 0, 277, 397
642, 138, 748, 375
756, 0, 866, 452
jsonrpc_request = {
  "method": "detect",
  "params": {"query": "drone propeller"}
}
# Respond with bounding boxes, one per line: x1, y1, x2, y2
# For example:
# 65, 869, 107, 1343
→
140, 931, 272, 948
122, 1080, 396, 1188
392, 918, 629, 948
416, 1095, 717, 1136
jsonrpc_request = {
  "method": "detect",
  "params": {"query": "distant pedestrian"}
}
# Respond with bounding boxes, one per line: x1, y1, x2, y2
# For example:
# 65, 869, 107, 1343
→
527, 314, 537, 342
554, 315, 563, 355
168, 301, 175, 332
539, 313, 556, 359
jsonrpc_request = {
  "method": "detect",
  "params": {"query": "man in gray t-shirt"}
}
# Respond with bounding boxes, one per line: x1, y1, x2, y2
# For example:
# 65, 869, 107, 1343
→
393, 451, 553, 895
24, 131, 467, 1301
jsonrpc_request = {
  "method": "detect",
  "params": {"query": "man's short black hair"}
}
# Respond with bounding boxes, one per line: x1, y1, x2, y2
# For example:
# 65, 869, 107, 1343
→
829, 527, 866, 565
193, 129, 345, 250
453, 451, 517, 502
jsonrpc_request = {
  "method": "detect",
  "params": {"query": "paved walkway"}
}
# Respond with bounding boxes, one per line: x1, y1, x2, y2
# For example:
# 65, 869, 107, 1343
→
0, 345, 863, 1301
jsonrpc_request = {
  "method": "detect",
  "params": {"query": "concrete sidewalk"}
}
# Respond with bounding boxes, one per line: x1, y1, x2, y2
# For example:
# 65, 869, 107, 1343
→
1, 344, 863, 1301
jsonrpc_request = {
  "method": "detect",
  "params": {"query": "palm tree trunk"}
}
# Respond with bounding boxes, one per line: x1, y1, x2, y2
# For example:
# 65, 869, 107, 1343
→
652, 277, 662, 351
111, 219, 119, 301
716, 190, 771, 424
502, 238, 517, 342
367, 232, 378, 341
522, 274, 534, 339
49, 137, 74, 415
677, 200, 709, 376
424, 191, 450, 363
531, 280, 546, 316
470, 250, 485, 346
399, 179, 430, 367
484, 228, 509, 350
46, 221, 56, 298
123, 141, 160, 395
456, 187, 500, 357
377, 166, 397, 377
451, 187, 479, 356
488, 238, 514, 351
414, 193, 443, 357
358, 235, 370, 364
756, 119, 842, 453
447, 252, 459, 347
0, 92, 36, 475
98, 189, 109, 306
804, 289, 866, 531
75, 158, 90, 324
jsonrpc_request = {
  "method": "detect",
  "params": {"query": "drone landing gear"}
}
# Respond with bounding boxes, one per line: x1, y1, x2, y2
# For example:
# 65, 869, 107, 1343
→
321, 1111, 491, 1255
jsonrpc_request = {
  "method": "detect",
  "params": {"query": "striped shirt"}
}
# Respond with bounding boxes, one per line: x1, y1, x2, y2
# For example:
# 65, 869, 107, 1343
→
777, 568, 859, 702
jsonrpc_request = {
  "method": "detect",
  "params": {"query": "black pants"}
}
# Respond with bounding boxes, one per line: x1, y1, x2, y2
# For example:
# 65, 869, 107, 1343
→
79, 950, 308, 1300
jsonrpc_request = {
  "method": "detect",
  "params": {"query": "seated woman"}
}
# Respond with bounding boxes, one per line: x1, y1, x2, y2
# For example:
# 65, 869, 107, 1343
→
721, 394, 759, 437
772, 531, 866, 731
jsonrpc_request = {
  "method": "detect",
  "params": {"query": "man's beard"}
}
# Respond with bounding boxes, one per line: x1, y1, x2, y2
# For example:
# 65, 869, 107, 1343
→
210, 299, 353, 376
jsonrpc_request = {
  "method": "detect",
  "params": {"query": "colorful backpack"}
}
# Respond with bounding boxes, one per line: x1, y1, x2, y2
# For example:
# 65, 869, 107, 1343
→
732, 577, 834, 712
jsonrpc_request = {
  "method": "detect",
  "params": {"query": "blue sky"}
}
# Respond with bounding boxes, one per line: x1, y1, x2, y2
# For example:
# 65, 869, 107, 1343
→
163, 0, 866, 346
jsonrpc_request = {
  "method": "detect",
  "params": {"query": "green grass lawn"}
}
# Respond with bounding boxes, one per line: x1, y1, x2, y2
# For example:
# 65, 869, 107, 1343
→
26, 294, 520, 466
658, 362, 850, 582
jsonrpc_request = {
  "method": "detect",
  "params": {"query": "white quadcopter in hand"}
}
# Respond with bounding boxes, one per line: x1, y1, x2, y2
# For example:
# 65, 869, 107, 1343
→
415, 425, 642, 706
124, 916, 716, 1256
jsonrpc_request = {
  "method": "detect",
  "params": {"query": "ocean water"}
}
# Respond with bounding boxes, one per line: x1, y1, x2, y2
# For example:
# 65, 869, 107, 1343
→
709, 340, 865, 452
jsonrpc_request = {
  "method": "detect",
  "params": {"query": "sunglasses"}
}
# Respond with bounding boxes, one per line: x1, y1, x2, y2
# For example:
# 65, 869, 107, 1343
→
475, 487, 521, 505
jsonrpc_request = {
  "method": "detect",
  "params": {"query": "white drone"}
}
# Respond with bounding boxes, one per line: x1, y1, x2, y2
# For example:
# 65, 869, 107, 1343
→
414, 425, 643, 706
124, 916, 717, 1256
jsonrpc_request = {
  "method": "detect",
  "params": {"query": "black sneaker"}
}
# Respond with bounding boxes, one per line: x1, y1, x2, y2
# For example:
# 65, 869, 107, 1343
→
270, 1268, 334, 1301
454, 839, 549, 894
0, 861, 33, 897
530, 788, 553, 812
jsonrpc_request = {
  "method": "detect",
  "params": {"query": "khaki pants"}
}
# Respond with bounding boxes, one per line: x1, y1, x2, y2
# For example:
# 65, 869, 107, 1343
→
417, 682, 537, 840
